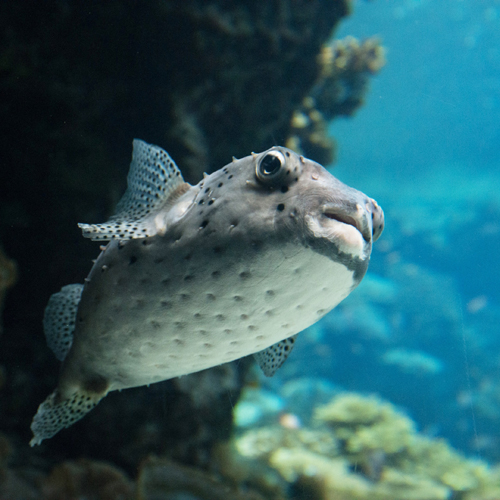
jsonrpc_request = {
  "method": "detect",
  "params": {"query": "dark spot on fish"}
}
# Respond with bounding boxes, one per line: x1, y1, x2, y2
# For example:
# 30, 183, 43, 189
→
184, 253, 192, 260
205, 187, 210, 193
224, 329, 232, 334
199, 329, 207, 335
184, 275, 194, 281
277, 203, 285, 212
285, 151, 290, 157
154, 257, 164, 264
266, 290, 275, 296
228, 174, 233, 179
194, 313, 202, 319
234, 296, 244, 302
174, 338, 184, 345
78, 316, 84, 323
160, 300, 172, 309
84, 375, 109, 394
129, 256, 138, 265
218, 182, 223, 188
151, 320, 161, 329
208, 199, 214, 206
200, 220, 209, 229
248, 325, 258, 331
142, 239, 150, 246
203, 343, 213, 349
216, 314, 225, 321
206, 293, 216, 301
174, 321, 186, 330
162, 278, 170, 286
179, 293, 190, 301
281, 186, 288, 193
213, 246, 223, 254
211, 270, 221, 279
198, 199, 205, 205
239, 271, 251, 279
317, 309, 325, 315
240, 314, 248, 320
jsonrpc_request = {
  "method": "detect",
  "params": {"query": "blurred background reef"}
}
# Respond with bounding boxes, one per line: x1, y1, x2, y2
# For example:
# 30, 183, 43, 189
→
0, 0, 390, 498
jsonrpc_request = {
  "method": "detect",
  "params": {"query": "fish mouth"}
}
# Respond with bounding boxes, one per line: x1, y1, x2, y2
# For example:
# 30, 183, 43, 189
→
323, 208, 371, 242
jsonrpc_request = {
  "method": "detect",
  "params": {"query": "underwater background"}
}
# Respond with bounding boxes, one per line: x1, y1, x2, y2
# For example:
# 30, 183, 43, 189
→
1, 0, 500, 499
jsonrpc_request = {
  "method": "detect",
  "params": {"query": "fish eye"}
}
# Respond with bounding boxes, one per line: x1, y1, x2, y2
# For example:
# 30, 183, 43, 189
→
256, 151, 286, 183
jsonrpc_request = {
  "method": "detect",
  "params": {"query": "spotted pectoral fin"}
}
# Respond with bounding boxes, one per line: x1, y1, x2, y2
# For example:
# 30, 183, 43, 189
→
253, 335, 297, 377
43, 284, 83, 362
30, 388, 104, 446
79, 139, 190, 241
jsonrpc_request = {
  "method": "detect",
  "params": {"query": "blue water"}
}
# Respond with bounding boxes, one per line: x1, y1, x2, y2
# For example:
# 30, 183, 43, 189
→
259, 0, 500, 462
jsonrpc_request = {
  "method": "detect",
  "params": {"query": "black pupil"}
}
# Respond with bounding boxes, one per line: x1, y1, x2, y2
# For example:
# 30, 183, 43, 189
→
260, 154, 281, 175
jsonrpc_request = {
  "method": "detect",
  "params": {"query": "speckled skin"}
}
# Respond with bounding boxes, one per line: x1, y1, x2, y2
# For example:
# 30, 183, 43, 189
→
60, 147, 383, 399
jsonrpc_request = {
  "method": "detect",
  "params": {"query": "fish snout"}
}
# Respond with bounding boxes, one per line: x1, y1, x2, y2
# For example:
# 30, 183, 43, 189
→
368, 198, 384, 242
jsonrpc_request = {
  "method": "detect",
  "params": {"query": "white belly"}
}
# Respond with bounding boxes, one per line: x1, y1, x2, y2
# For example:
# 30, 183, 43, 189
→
74, 243, 354, 390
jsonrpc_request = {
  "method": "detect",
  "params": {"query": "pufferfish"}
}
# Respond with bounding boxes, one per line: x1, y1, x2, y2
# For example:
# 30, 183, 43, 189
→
30, 139, 384, 445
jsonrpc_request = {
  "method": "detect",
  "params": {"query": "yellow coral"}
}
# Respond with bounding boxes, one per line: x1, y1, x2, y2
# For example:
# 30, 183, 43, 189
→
315, 393, 388, 426
232, 394, 500, 500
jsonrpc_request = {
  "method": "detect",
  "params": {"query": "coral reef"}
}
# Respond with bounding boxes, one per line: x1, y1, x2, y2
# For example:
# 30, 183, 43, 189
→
0, 431, 268, 500
286, 37, 386, 165
137, 456, 265, 500
231, 393, 500, 500
42, 459, 134, 500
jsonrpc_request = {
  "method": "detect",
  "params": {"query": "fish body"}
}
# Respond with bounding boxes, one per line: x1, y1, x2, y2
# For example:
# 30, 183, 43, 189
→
31, 140, 384, 445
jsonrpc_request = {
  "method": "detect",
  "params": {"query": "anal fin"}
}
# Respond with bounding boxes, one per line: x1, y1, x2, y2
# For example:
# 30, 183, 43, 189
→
30, 388, 103, 446
253, 335, 298, 377
43, 284, 83, 362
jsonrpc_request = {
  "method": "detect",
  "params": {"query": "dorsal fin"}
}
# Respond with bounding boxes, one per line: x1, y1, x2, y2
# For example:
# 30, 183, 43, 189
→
43, 284, 83, 361
253, 335, 298, 377
78, 140, 188, 241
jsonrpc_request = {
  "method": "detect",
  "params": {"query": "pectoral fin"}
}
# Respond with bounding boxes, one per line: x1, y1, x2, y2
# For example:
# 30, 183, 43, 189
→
253, 335, 297, 377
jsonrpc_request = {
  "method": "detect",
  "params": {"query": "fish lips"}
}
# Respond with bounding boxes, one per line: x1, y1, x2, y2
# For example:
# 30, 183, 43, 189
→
304, 203, 374, 260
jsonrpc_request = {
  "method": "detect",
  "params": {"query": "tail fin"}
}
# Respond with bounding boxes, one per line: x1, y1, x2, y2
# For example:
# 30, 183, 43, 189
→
30, 388, 102, 446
